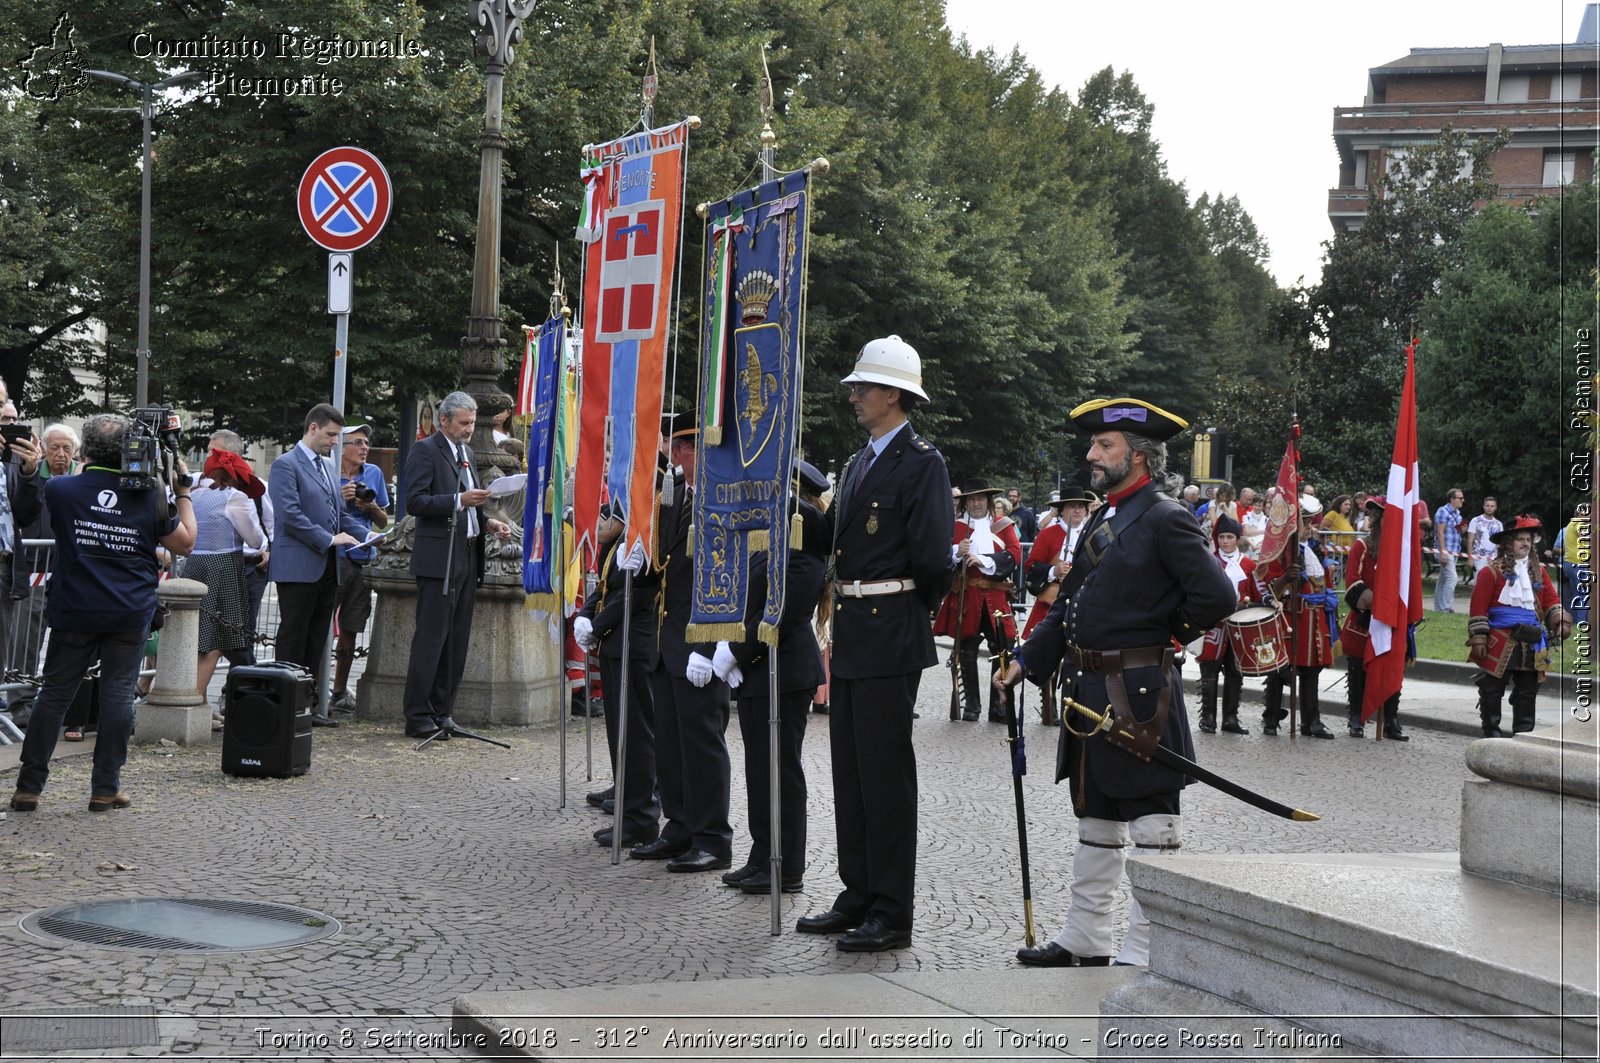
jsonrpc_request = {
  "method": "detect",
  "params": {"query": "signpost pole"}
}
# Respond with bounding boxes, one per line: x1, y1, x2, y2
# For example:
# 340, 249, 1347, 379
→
320, 301, 351, 718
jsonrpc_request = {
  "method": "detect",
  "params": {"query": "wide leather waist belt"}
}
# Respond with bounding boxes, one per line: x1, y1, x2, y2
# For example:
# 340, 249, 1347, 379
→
1065, 643, 1168, 673
835, 578, 917, 598
966, 576, 1012, 591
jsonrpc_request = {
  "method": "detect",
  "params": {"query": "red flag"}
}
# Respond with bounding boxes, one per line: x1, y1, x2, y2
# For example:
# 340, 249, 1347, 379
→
1257, 427, 1301, 567
1363, 339, 1426, 720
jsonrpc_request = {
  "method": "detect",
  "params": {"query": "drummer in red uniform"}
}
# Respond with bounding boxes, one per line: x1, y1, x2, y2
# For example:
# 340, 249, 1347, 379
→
1194, 515, 1258, 735
934, 479, 1023, 722
1467, 514, 1572, 736
1021, 482, 1097, 726
1261, 496, 1340, 738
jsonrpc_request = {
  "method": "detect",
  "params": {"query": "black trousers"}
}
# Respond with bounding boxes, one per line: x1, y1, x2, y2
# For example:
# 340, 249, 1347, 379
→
598, 653, 661, 834
830, 671, 920, 930
402, 569, 477, 730
736, 687, 811, 874
1263, 666, 1324, 726
1477, 670, 1539, 733
1345, 654, 1400, 727
649, 665, 733, 858
275, 552, 337, 692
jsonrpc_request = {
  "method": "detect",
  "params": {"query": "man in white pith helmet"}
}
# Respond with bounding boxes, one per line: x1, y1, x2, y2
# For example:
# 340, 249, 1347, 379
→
796, 335, 954, 953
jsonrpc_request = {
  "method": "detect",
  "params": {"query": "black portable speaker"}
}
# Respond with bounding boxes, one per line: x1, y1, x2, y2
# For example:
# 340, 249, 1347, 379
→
222, 662, 313, 778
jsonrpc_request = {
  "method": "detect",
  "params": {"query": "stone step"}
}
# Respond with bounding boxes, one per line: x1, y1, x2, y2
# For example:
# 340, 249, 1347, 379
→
1100, 851, 1597, 1059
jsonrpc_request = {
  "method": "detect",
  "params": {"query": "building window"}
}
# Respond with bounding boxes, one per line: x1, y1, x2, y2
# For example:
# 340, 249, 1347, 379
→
1500, 74, 1530, 102
1551, 72, 1584, 102
1354, 152, 1368, 188
1543, 150, 1576, 185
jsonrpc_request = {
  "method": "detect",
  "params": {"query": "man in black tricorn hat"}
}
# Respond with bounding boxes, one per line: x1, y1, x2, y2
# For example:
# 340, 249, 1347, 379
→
997, 397, 1235, 968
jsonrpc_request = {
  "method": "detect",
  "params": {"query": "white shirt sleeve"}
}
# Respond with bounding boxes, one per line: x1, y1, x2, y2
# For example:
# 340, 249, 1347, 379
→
225, 490, 265, 550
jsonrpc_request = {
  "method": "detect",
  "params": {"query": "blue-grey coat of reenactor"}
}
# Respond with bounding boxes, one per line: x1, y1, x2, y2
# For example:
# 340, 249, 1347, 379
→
999, 398, 1235, 968
796, 335, 954, 953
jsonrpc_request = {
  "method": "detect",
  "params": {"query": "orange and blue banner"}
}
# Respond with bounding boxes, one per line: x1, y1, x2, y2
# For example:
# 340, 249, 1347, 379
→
571, 121, 689, 562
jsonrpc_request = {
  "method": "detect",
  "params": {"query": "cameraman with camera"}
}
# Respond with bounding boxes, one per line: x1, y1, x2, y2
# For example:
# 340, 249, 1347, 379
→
330, 422, 389, 711
0, 391, 44, 663
10, 413, 195, 813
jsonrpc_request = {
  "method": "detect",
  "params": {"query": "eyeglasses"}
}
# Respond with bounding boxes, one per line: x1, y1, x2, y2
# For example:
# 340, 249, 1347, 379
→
0, 416, 17, 425
347, 438, 371, 447
848, 383, 880, 397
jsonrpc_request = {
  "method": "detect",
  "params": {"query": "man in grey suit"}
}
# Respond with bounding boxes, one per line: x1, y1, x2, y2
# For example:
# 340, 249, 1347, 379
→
400, 392, 507, 740
269, 404, 363, 727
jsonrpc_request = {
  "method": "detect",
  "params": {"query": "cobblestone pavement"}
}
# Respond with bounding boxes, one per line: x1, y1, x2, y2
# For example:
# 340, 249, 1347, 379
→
0, 659, 1478, 1058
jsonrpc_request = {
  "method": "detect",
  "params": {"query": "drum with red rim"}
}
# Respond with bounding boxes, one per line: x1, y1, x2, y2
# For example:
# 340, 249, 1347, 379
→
1224, 605, 1291, 676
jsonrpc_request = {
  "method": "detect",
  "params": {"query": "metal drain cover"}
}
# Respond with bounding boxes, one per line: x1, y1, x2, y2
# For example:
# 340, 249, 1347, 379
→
20, 897, 339, 952
3, 1006, 160, 1052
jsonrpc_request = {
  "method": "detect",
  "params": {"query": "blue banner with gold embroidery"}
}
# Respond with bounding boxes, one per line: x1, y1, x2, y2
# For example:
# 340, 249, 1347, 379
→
686, 171, 811, 645
522, 314, 567, 606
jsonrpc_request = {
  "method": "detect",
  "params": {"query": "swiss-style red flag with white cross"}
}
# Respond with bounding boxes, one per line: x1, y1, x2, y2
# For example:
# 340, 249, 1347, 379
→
1363, 338, 1425, 720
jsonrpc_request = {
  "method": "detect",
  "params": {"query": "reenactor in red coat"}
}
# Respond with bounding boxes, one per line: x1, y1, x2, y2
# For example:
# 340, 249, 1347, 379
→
934, 479, 1023, 721
1021, 483, 1097, 726
1340, 496, 1406, 740
1261, 496, 1340, 739
1194, 515, 1259, 735
1467, 514, 1572, 736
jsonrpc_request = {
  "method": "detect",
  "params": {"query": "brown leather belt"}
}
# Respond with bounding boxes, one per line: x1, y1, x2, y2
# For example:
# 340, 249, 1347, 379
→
1065, 643, 1168, 673
967, 576, 1012, 592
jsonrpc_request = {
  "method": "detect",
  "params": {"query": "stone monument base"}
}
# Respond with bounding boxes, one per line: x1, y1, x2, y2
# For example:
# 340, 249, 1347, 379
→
357, 573, 562, 728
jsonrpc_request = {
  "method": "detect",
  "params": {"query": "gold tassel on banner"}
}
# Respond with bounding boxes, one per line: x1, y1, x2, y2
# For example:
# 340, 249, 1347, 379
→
704, 426, 722, 446
748, 529, 769, 554
685, 622, 749, 643
524, 592, 560, 614
758, 621, 781, 647
685, 523, 694, 558
791, 511, 803, 549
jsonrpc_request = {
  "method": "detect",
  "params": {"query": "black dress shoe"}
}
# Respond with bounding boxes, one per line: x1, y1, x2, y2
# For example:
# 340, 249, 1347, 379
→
1198, 719, 1216, 734
586, 787, 615, 809
722, 863, 762, 887
812, 703, 829, 715
601, 799, 615, 815
1220, 717, 1249, 734
961, 710, 980, 722
311, 713, 339, 728
595, 827, 658, 848
1483, 726, 1506, 738
1260, 723, 1278, 736
836, 916, 911, 952
666, 848, 732, 873
1348, 721, 1364, 737
629, 836, 692, 860
1300, 722, 1336, 739
1015, 941, 1111, 967
796, 909, 860, 935
738, 871, 804, 894
435, 715, 458, 733
1383, 728, 1410, 742
405, 724, 448, 740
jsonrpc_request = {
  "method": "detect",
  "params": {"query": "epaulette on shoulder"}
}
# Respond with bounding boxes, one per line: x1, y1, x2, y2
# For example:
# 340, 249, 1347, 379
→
910, 433, 936, 454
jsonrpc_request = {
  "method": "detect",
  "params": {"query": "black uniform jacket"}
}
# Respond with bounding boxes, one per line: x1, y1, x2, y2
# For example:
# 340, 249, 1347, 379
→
654, 472, 718, 673
580, 535, 661, 667
729, 501, 829, 696
829, 423, 955, 680
1020, 480, 1235, 797
404, 430, 486, 583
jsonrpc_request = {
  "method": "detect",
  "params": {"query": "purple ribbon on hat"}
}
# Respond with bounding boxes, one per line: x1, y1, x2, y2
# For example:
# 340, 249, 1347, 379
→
1104, 407, 1148, 423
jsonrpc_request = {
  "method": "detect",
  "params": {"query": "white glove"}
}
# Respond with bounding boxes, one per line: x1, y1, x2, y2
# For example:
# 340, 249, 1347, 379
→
686, 652, 714, 688
711, 642, 740, 682
619, 542, 649, 574
726, 665, 745, 690
573, 616, 597, 651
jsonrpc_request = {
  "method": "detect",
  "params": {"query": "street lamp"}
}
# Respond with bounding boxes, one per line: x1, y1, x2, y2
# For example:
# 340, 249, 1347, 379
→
86, 68, 200, 408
